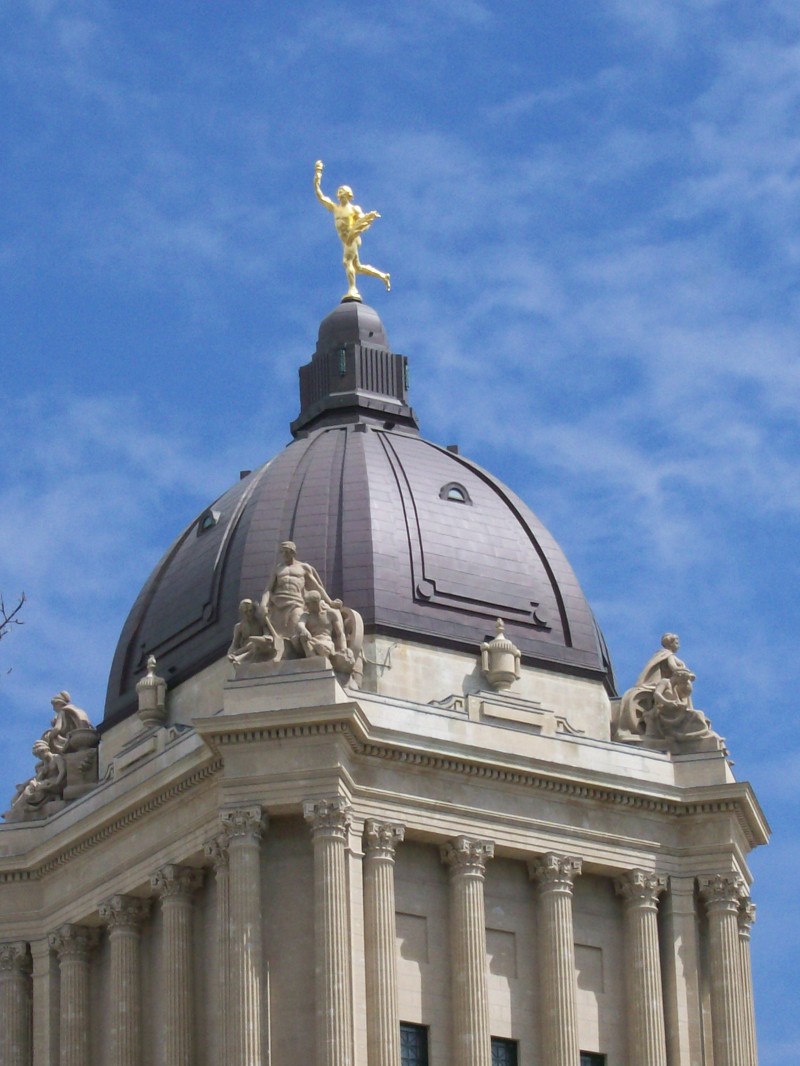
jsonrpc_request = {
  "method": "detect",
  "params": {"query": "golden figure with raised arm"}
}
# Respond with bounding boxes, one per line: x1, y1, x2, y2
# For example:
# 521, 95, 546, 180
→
314, 160, 390, 301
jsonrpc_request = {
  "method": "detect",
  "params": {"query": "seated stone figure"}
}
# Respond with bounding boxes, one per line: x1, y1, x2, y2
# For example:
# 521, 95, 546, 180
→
292, 591, 356, 675
645, 669, 720, 746
616, 633, 695, 738
43, 691, 98, 754
228, 599, 284, 665
8, 740, 67, 819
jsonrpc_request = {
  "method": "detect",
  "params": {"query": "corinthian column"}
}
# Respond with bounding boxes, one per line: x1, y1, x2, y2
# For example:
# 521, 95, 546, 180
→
48, 925, 98, 1066
699, 875, 747, 1066
98, 896, 150, 1066
150, 865, 203, 1066
0, 942, 32, 1066
441, 836, 494, 1066
615, 870, 668, 1066
304, 797, 354, 1066
220, 805, 267, 1066
204, 835, 231, 1064
363, 820, 405, 1066
738, 898, 758, 1066
529, 854, 582, 1066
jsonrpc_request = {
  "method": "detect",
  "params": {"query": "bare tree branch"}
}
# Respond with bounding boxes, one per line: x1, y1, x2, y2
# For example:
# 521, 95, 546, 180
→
0, 592, 25, 641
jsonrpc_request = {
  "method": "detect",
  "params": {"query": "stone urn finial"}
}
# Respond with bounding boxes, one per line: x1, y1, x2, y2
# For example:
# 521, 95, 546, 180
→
480, 618, 521, 691
136, 655, 167, 728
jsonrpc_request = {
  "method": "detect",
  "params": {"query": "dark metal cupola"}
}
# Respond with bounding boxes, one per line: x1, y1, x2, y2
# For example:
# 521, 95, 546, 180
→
290, 301, 418, 436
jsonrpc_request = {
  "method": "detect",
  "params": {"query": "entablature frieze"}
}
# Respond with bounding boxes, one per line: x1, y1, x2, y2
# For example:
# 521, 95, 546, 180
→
193, 703, 768, 849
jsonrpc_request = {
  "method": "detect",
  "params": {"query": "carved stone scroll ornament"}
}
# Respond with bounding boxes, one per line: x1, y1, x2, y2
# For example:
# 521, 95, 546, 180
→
480, 618, 521, 691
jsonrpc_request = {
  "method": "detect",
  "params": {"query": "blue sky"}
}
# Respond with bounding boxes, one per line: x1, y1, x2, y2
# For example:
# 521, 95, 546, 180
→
2, 0, 799, 1059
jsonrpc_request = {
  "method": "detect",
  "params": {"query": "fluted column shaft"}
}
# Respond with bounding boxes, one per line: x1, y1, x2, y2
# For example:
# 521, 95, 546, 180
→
151, 865, 203, 1066
98, 896, 150, 1066
615, 870, 668, 1066
0, 942, 32, 1066
304, 797, 354, 1066
48, 925, 97, 1066
204, 835, 231, 1065
364, 821, 405, 1066
529, 854, 582, 1066
738, 899, 758, 1066
699, 875, 748, 1066
441, 836, 494, 1066
221, 805, 267, 1066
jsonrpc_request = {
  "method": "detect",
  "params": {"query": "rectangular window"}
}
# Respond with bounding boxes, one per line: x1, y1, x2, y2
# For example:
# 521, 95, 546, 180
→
491, 1037, 519, 1066
580, 1054, 606, 1066
400, 1023, 429, 1066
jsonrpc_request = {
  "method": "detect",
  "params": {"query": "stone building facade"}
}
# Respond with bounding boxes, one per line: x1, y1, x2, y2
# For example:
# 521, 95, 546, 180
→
0, 300, 768, 1066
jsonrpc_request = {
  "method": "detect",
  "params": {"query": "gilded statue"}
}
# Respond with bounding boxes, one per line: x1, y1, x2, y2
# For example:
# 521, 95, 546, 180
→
314, 160, 390, 301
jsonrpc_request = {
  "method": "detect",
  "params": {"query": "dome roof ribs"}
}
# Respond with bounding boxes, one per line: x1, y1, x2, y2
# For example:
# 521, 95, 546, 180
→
103, 304, 615, 724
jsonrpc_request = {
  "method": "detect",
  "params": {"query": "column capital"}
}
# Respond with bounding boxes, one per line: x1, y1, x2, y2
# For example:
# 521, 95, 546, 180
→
203, 833, 230, 870
220, 804, 267, 842
615, 869, 668, 908
529, 852, 582, 890
150, 863, 204, 900
48, 924, 99, 960
0, 941, 31, 975
738, 898, 756, 939
364, 819, 405, 860
98, 894, 150, 930
440, 835, 494, 875
303, 796, 352, 838
699, 874, 746, 913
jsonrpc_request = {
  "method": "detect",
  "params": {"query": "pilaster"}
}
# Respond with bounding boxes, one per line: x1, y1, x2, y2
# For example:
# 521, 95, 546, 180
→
659, 876, 705, 1066
48, 925, 98, 1066
615, 870, 668, 1066
304, 797, 354, 1066
529, 853, 582, 1066
364, 820, 405, 1066
699, 874, 748, 1066
441, 836, 495, 1066
220, 804, 267, 1066
98, 896, 150, 1066
0, 942, 32, 1066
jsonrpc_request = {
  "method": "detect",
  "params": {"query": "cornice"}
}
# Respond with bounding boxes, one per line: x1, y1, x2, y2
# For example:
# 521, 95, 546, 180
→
0, 758, 222, 883
194, 704, 769, 850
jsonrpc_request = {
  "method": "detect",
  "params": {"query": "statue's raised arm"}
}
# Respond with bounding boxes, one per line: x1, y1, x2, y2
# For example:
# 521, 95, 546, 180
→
314, 160, 336, 212
313, 158, 390, 302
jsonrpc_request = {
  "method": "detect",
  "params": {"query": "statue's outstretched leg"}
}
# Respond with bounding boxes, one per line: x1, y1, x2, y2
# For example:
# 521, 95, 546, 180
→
357, 261, 391, 291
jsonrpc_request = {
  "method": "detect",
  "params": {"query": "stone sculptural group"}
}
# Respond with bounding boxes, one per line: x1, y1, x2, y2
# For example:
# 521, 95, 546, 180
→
615, 633, 723, 752
5, 691, 99, 822
228, 541, 363, 680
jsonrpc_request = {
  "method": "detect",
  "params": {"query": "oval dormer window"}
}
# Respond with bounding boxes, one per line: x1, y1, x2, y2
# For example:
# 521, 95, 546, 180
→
439, 482, 472, 505
197, 509, 221, 535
